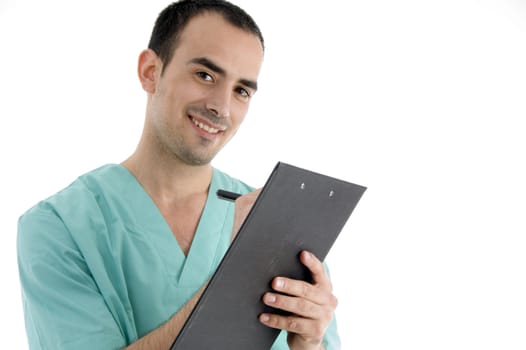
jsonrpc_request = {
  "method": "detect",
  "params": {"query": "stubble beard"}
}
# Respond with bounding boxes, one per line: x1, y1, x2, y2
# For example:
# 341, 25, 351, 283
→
152, 106, 229, 166
163, 131, 219, 166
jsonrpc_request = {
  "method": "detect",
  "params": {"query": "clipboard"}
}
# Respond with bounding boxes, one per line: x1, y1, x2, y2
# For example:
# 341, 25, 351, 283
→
170, 162, 366, 349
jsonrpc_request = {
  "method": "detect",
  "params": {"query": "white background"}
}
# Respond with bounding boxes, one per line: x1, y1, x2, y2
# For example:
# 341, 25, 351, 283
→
1, 0, 526, 349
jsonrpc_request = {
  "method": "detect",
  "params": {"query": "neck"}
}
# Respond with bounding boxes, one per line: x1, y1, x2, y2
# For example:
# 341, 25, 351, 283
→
122, 147, 213, 207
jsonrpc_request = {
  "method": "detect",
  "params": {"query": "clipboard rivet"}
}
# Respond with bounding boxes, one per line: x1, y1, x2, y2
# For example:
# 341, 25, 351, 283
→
329, 190, 335, 197
300, 183, 305, 190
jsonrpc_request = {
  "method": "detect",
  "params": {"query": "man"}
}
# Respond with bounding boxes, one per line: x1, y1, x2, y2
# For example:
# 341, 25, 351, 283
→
17, 1, 340, 349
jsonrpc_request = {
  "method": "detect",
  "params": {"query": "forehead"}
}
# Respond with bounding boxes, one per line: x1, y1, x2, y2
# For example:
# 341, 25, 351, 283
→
169, 12, 264, 81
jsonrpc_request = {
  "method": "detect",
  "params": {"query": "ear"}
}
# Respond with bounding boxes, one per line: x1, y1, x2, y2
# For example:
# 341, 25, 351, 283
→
138, 49, 161, 94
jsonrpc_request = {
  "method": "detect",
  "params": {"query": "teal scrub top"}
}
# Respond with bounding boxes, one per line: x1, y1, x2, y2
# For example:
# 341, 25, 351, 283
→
17, 164, 340, 349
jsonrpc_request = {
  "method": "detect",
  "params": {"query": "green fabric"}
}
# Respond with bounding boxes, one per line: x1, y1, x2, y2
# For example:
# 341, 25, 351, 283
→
18, 164, 340, 349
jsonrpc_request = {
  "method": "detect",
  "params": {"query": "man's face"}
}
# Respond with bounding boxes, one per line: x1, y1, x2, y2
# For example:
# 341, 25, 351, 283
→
146, 12, 264, 166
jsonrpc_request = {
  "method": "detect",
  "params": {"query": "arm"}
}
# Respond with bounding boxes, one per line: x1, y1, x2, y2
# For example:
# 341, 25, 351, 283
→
18, 208, 206, 350
18, 211, 128, 349
125, 285, 206, 350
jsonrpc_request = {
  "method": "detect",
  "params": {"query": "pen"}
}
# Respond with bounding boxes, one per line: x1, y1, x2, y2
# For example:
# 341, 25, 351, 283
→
216, 189, 242, 201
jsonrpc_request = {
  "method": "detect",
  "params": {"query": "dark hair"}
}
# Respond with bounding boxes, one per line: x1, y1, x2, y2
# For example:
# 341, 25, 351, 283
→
148, 0, 264, 73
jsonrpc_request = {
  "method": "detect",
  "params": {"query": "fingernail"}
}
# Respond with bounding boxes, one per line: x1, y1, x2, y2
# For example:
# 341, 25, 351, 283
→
275, 278, 284, 288
266, 294, 276, 303
260, 314, 270, 322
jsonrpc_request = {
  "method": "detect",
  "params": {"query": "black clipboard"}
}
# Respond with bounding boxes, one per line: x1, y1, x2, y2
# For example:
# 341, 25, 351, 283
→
170, 162, 366, 349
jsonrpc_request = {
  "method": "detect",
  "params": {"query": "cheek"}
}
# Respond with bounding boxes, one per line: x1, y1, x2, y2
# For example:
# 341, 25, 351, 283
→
154, 85, 203, 122
158, 73, 205, 104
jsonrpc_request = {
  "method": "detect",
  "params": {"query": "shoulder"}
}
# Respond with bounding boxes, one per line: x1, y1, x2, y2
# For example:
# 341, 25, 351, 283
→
17, 164, 123, 250
19, 164, 120, 221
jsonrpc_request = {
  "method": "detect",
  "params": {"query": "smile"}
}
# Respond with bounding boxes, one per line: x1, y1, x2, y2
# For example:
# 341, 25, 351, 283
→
189, 116, 225, 134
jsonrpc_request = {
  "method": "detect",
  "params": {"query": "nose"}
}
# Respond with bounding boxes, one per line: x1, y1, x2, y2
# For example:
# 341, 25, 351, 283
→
205, 85, 231, 118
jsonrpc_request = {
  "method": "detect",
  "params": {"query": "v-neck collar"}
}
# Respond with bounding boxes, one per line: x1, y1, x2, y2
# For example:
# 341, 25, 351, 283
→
107, 164, 232, 285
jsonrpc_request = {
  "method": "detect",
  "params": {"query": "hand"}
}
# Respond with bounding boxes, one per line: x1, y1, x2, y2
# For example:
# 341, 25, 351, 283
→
231, 188, 261, 241
259, 251, 337, 350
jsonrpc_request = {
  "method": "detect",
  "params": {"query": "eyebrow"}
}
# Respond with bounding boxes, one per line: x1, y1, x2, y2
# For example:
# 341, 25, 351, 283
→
188, 57, 258, 92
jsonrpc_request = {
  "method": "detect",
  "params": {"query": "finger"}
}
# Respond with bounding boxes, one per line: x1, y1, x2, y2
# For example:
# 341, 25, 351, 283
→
300, 250, 331, 288
231, 188, 262, 240
271, 277, 331, 306
232, 189, 261, 226
262, 292, 321, 319
236, 188, 262, 203
259, 313, 326, 343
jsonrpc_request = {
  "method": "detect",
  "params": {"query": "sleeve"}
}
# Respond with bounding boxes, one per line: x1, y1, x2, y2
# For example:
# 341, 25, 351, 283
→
322, 314, 341, 350
322, 262, 342, 350
17, 207, 127, 350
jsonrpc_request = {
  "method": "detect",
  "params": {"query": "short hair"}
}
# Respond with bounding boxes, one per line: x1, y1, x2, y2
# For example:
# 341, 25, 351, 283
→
148, 0, 264, 73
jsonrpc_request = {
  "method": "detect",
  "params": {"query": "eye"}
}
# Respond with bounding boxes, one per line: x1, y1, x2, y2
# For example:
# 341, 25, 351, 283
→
236, 87, 251, 99
196, 71, 213, 82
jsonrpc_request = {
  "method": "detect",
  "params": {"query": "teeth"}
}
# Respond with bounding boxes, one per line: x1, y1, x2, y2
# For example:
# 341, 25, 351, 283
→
191, 117, 220, 134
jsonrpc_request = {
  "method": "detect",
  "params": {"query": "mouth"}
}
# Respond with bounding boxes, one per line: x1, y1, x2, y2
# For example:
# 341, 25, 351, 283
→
189, 115, 226, 135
